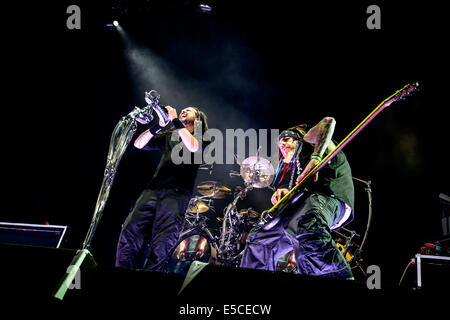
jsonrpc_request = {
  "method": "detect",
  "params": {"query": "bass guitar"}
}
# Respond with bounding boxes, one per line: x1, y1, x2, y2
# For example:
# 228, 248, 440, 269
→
260, 82, 419, 229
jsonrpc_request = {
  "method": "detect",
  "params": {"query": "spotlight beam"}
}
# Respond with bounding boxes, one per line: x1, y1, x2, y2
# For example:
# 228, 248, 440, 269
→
116, 27, 253, 130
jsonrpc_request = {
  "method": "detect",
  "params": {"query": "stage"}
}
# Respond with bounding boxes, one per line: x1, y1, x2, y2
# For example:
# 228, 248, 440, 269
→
2, 0, 449, 315
2, 243, 448, 317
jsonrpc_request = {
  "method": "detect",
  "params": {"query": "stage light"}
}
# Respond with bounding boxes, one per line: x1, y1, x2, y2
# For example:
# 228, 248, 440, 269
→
198, 4, 212, 13
106, 20, 120, 30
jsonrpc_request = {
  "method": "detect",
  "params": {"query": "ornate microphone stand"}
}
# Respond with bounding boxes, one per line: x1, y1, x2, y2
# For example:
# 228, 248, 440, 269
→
53, 90, 163, 300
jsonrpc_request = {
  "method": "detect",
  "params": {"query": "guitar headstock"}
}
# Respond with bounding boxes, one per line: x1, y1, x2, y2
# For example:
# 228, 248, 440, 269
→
383, 82, 419, 108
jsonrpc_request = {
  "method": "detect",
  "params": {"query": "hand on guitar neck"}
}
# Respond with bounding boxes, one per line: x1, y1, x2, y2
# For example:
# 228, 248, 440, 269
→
295, 117, 337, 185
271, 188, 290, 205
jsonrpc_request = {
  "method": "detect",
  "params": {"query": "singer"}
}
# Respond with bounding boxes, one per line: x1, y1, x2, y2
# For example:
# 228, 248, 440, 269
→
240, 118, 355, 279
115, 106, 209, 271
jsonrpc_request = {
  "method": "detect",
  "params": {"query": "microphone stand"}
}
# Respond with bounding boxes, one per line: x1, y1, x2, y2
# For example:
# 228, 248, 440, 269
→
53, 90, 162, 300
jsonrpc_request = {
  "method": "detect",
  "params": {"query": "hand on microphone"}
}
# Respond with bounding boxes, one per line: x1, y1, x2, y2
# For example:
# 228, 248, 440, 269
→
151, 105, 168, 128
148, 105, 172, 135
165, 106, 178, 122
144, 90, 169, 127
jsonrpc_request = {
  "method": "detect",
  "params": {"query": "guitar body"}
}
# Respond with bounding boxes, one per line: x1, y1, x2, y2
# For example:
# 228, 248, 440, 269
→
261, 189, 308, 230
260, 82, 419, 229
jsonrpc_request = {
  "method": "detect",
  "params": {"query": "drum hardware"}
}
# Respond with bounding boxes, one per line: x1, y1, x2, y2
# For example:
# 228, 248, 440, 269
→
169, 187, 225, 274
187, 200, 211, 214
184, 195, 215, 228
336, 241, 356, 262
176, 162, 373, 277
333, 227, 360, 263
175, 154, 276, 268
238, 208, 260, 219
197, 181, 232, 199
229, 170, 241, 178
215, 154, 275, 262
179, 173, 372, 277
186, 200, 213, 216
218, 185, 254, 260
349, 177, 373, 277
199, 163, 214, 175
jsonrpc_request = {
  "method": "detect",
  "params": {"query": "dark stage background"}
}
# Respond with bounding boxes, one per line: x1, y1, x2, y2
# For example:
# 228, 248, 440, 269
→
3, 0, 449, 287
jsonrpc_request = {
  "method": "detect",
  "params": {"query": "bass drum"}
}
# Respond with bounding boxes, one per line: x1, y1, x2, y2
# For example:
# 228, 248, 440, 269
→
276, 250, 297, 273
166, 228, 217, 275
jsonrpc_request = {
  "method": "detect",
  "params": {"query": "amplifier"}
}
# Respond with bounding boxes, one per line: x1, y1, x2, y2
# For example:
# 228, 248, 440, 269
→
0, 222, 67, 248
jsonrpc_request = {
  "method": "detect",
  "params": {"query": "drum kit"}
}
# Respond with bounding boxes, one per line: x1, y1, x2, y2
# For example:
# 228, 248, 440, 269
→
166, 154, 366, 276
166, 155, 277, 274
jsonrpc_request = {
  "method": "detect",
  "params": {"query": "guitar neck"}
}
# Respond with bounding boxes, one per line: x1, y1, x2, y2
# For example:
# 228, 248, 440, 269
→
332, 83, 414, 158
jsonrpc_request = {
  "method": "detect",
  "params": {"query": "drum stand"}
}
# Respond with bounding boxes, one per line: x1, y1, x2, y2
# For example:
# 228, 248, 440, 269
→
331, 178, 373, 278
184, 195, 214, 228
351, 177, 373, 277
332, 177, 373, 277
217, 184, 254, 264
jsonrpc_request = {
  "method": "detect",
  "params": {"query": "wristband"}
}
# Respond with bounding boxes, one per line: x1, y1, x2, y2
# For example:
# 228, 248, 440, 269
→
149, 123, 162, 135
172, 118, 185, 130
310, 154, 323, 162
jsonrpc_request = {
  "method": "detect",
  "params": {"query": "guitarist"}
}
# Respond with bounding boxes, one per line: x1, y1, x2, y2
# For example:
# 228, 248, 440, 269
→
240, 118, 355, 279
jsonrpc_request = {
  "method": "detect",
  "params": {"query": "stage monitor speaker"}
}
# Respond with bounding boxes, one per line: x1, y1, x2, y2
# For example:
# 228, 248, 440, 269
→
0, 221, 67, 248
0, 243, 79, 303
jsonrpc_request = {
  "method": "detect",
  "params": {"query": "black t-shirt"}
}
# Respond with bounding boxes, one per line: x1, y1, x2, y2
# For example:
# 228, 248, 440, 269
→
142, 130, 209, 195
272, 143, 355, 210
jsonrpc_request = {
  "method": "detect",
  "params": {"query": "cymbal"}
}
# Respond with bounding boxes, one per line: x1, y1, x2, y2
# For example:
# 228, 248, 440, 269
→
238, 208, 260, 218
187, 201, 211, 214
240, 156, 275, 188
197, 181, 232, 199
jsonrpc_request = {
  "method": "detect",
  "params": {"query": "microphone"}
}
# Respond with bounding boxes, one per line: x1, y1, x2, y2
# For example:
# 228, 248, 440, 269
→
134, 106, 153, 125
145, 90, 170, 127
144, 90, 160, 104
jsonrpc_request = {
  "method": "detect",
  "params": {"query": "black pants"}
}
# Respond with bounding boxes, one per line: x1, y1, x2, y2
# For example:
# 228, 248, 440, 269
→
115, 187, 190, 271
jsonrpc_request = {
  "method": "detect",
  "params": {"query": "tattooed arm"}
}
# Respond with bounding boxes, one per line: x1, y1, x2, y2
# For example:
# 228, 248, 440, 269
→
296, 117, 336, 184
303, 117, 336, 155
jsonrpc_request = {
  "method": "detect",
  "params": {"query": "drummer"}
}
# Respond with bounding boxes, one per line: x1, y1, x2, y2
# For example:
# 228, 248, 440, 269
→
240, 119, 355, 279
